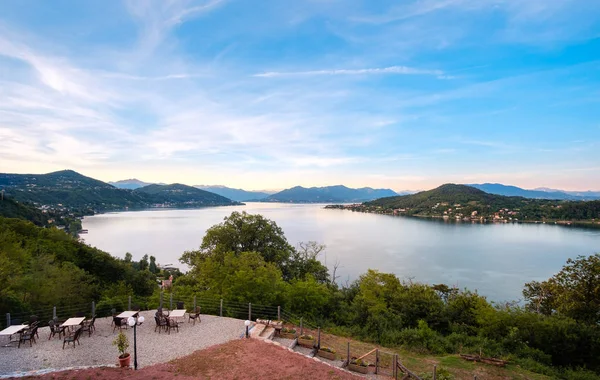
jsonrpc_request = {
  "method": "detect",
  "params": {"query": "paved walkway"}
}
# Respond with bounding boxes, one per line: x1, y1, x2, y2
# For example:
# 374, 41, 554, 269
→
0, 311, 245, 377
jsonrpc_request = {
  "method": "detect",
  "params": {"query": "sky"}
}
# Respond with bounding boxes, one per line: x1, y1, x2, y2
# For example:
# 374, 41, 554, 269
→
0, 0, 599, 192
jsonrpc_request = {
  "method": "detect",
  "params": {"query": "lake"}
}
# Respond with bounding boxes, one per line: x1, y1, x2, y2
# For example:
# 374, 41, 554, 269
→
82, 202, 600, 302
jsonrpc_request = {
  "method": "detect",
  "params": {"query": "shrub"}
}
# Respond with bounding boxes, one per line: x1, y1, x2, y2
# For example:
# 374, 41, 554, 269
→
112, 331, 129, 358
319, 346, 336, 353
281, 327, 296, 334
299, 334, 314, 340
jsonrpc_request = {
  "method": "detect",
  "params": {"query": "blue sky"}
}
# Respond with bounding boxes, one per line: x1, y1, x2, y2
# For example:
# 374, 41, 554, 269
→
0, 0, 599, 191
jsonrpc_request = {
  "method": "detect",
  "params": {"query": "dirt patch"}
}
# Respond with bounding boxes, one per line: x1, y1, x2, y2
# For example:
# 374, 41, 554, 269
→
11, 339, 358, 380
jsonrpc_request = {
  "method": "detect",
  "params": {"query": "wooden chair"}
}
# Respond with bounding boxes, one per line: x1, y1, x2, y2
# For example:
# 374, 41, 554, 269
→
188, 306, 201, 325
81, 316, 96, 337
177, 301, 184, 309
154, 314, 167, 333
18, 326, 38, 348
113, 316, 127, 333
63, 328, 83, 349
48, 320, 66, 340
166, 318, 179, 334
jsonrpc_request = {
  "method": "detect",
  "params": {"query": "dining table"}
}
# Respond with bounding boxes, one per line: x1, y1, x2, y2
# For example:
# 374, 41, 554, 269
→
0, 324, 29, 347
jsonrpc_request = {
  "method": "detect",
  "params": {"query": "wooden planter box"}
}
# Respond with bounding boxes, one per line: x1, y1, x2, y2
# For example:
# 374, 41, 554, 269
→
317, 350, 336, 360
347, 363, 373, 374
279, 331, 297, 340
297, 338, 315, 348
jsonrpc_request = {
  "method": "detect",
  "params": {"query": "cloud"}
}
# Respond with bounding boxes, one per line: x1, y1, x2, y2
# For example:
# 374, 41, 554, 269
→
254, 65, 443, 78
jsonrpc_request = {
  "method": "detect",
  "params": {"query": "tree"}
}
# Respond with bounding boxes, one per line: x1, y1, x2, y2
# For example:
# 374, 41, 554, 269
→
124, 252, 132, 263
285, 241, 329, 283
523, 254, 600, 324
139, 254, 149, 271
149, 255, 157, 273
180, 211, 294, 272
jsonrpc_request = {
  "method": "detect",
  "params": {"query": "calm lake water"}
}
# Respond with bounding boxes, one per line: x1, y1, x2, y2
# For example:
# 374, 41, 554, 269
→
82, 203, 600, 302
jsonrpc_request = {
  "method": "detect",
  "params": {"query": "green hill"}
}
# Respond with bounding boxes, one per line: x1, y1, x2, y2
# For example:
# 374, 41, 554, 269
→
135, 184, 239, 206
0, 197, 48, 226
0, 170, 239, 212
343, 184, 600, 222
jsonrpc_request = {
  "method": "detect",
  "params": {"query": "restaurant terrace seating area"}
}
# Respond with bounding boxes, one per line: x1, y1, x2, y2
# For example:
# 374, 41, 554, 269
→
0, 310, 245, 376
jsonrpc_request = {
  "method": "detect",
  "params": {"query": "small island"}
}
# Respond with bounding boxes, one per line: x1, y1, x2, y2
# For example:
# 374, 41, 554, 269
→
326, 184, 600, 225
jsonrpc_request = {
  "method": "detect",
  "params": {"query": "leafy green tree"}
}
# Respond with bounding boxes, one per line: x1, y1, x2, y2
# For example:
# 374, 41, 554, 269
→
124, 252, 132, 263
286, 275, 331, 319
524, 254, 600, 323
149, 255, 157, 273
139, 254, 149, 271
286, 241, 329, 283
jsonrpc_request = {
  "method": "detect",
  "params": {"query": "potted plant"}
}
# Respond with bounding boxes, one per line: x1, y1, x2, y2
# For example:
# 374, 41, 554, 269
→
348, 358, 374, 374
317, 346, 336, 360
113, 331, 130, 368
297, 334, 315, 348
280, 327, 297, 339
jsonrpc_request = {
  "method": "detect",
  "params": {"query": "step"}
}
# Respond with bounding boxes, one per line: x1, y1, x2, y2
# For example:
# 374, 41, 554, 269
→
258, 326, 276, 340
249, 323, 267, 339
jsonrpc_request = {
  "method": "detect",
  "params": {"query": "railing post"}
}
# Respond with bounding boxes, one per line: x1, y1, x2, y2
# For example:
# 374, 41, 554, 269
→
393, 354, 398, 379
128, 296, 132, 310
92, 301, 95, 317
346, 342, 350, 366
300, 318, 303, 336
6, 313, 10, 327
317, 327, 321, 349
277, 306, 281, 321
53, 306, 57, 320
220, 299, 223, 317
375, 349, 379, 374
169, 293, 173, 310
433, 365, 437, 380
248, 303, 252, 321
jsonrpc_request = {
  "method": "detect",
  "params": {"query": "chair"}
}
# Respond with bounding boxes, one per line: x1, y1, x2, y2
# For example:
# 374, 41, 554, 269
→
81, 316, 96, 337
75, 311, 85, 318
166, 317, 179, 334
18, 326, 38, 348
10, 319, 21, 326
29, 316, 39, 339
48, 320, 66, 340
154, 315, 167, 333
132, 304, 141, 311
63, 327, 83, 349
113, 316, 127, 332
177, 301, 184, 309
188, 306, 201, 325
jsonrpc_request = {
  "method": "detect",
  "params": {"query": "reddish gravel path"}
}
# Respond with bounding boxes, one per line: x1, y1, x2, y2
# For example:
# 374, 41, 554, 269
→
15, 339, 358, 380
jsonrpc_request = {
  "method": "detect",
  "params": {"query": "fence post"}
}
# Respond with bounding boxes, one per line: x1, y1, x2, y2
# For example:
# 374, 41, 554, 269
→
92, 301, 95, 317
433, 365, 437, 380
53, 306, 57, 320
317, 327, 321, 349
128, 296, 132, 310
248, 303, 252, 321
220, 299, 223, 317
474, 376, 477, 380
170, 293, 173, 310
277, 305, 281, 321
346, 342, 350, 366
300, 318, 303, 336
6, 313, 10, 327
193, 295, 196, 310
393, 354, 398, 379
160, 291, 163, 308
375, 349, 379, 374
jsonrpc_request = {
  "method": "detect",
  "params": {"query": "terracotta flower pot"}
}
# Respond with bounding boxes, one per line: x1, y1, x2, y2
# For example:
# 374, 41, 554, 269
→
118, 353, 131, 368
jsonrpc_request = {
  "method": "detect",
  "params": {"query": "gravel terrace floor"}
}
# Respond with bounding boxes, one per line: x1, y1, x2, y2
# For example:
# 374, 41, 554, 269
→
6, 339, 359, 380
0, 311, 245, 376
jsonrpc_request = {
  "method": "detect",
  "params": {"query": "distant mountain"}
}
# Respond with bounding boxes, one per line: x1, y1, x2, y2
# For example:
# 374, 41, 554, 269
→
264, 185, 398, 203
135, 184, 238, 206
0, 170, 239, 212
194, 185, 271, 201
468, 183, 581, 200
534, 187, 600, 199
359, 183, 600, 221
109, 179, 153, 190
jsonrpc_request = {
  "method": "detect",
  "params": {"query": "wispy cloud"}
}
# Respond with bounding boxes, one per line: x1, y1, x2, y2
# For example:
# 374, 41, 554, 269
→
254, 65, 443, 78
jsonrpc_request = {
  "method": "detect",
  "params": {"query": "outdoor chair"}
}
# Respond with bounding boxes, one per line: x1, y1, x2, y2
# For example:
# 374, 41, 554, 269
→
154, 315, 167, 333
110, 309, 117, 327
113, 316, 127, 332
18, 326, 38, 348
75, 311, 85, 318
48, 320, 66, 340
177, 301, 184, 309
132, 304, 141, 311
188, 306, 201, 325
63, 327, 82, 349
81, 316, 96, 337
166, 317, 179, 334
29, 316, 39, 338
10, 319, 21, 325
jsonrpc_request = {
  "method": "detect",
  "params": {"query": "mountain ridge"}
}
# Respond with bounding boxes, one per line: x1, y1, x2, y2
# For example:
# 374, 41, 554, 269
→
264, 185, 399, 203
